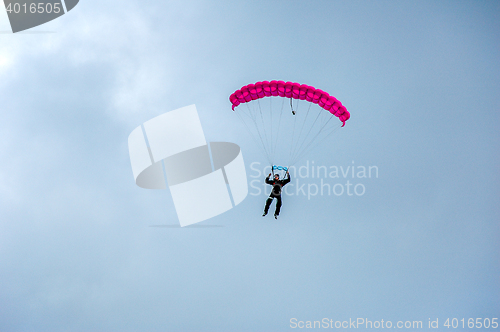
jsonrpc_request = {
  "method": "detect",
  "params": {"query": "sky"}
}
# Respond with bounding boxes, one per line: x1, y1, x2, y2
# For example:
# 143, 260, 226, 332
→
0, 0, 499, 331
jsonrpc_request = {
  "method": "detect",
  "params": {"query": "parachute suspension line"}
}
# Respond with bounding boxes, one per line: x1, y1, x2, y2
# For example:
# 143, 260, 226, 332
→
246, 101, 266, 152
295, 98, 300, 114
288, 101, 312, 163
269, 96, 273, 164
257, 99, 272, 160
234, 109, 272, 165
287, 98, 302, 164
292, 121, 341, 166
290, 112, 334, 165
238, 103, 256, 122
236, 109, 269, 165
292, 118, 324, 165
293, 105, 323, 163
272, 97, 285, 159
290, 114, 340, 165
243, 102, 272, 164
287, 103, 299, 166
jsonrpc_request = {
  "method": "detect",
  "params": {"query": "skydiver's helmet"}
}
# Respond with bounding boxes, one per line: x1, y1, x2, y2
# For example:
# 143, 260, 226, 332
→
274, 174, 280, 180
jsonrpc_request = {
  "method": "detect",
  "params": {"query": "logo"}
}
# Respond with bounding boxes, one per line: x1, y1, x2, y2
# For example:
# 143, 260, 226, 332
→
3, 0, 79, 33
128, 105, 248, 227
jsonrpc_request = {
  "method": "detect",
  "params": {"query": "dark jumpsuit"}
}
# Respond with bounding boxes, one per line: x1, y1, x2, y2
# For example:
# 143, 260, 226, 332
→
264, 173, 291, 216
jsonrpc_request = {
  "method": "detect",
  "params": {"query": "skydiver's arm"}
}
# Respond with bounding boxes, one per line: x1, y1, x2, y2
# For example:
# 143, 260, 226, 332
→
283, 172, 291, 185
265, 173, 272, 185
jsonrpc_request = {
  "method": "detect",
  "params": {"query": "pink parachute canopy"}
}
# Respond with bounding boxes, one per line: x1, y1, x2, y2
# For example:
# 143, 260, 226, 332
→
229, 80, 350, 127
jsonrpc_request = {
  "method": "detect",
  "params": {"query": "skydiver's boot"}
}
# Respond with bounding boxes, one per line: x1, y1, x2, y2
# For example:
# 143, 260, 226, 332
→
274, 214, 278, 219
262, 212, 267, 217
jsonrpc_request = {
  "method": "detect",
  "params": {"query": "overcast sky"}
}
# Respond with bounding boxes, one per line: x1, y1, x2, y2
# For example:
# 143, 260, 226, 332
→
0, 1, 499, 331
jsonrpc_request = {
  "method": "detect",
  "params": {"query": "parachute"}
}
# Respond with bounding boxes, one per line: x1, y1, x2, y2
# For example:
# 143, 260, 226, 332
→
229, 80, 350, 172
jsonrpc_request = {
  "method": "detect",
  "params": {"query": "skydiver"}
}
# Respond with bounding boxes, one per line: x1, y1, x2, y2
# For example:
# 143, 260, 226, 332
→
262, 170, 291, 219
